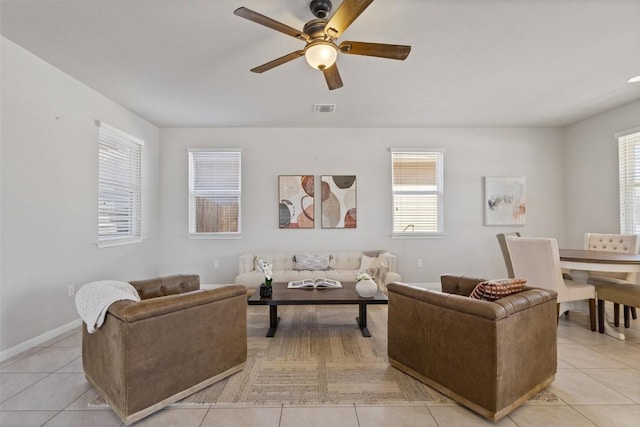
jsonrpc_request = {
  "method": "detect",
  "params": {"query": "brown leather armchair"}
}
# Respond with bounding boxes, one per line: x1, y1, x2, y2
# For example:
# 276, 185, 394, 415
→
387, 275, 557, 421
82, 275, 247, 425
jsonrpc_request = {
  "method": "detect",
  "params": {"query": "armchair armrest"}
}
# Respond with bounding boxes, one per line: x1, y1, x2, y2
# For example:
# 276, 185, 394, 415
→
108, 285, 247, 323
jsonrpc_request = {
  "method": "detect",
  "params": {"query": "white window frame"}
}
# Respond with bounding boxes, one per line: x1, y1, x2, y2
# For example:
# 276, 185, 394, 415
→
390, 148, 445, 238
188, 148, 242, 239
97, 121, 143, 248
617, 126, 640, 234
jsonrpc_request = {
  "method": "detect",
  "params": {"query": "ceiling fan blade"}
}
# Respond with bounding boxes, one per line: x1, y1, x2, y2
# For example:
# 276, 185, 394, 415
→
250, 50, 305, 73
234, 7, 309, 41
339, 41, 411, 60
324, 0, 373, 39
322, 64, 344, 90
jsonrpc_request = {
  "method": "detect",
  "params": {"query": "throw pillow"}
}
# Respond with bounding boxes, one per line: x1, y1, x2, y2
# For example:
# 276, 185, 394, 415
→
294, 254, 332, 271
469, 278, 527, 301
359, 254, 378, 271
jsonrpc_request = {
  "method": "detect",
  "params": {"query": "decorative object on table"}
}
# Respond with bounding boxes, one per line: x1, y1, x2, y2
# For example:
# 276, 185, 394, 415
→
279, 175, 314, 228
257, 258, 273, 297
287, 278, 342, 289
259, 283, 273, 297
484, 177, 526, 226
355, 272, 378, 298
321, 175, 357, 228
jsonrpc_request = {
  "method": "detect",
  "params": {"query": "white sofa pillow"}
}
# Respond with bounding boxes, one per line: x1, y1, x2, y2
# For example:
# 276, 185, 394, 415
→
359, 254, 378, 271
294, 254, 332, 271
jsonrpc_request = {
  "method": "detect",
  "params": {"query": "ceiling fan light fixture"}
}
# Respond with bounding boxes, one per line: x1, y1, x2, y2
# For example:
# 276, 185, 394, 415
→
304, 41, 338, 70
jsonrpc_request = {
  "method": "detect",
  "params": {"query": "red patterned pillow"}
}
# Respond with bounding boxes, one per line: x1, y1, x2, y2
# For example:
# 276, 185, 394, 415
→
469, 278, 527, 301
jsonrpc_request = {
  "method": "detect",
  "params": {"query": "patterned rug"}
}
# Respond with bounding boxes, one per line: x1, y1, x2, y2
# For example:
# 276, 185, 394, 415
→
92, 304, 559, 406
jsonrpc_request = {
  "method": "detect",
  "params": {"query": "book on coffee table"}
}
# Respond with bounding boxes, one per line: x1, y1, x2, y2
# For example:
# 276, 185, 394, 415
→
287, 278, 342, 289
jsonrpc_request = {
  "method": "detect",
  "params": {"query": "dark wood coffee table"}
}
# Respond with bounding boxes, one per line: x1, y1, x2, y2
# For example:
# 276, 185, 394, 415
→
247, 281, 388, 338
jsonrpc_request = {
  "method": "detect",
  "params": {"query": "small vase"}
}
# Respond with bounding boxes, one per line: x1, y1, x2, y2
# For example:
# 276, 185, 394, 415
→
356, 279, 378, 298
259, 283, 272, 298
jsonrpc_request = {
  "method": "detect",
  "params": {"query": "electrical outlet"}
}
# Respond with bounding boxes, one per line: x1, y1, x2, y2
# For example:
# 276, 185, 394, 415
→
67, 284, 75, 296
214, 260, 220, 269
416, 259, 423, 268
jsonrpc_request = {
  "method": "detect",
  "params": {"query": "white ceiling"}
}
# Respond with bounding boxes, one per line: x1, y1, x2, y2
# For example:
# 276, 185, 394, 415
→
2, 0, 640, 128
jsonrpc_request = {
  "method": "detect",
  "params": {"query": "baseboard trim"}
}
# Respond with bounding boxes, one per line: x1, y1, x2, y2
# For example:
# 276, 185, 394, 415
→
0, 318, 82, 362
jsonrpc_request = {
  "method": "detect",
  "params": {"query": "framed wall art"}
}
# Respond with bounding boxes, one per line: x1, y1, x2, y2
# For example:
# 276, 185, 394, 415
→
278, 175, 314, 228
484, 176, 526, 226
321, 175, 357, 228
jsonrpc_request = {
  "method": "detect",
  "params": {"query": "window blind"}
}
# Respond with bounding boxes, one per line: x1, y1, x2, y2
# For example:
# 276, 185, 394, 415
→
391, 150, 444, 235
188, 149, 242, 236
98, 122, 143, 246
618, 128, 640, 234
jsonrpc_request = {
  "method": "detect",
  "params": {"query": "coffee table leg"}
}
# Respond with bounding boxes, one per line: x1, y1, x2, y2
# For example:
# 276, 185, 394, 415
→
356, 304, 371, 337
267, 305, 280, 337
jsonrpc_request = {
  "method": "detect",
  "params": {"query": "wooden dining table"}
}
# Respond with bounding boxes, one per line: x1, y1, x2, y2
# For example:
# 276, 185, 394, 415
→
559, 249, 640, 340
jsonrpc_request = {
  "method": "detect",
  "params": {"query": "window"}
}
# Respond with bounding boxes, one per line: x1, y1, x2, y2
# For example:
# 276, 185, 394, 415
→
391, 149, 444, 236
97, 122, 143, 247
618, 127, 640, 234
188, 149, 242, 237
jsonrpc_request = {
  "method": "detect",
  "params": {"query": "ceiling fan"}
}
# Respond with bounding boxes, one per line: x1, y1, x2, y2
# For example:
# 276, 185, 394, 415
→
234, 0, 411, 90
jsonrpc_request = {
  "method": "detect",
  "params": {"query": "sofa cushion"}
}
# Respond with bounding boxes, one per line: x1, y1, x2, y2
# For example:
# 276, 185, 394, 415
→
294, 253, 332, 271
469, 278, 527, 301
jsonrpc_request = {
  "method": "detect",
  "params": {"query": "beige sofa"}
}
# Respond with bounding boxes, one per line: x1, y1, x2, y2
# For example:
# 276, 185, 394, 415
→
82, 275, 247, 425
388, 275, 558, 421
234, 251, 401, 292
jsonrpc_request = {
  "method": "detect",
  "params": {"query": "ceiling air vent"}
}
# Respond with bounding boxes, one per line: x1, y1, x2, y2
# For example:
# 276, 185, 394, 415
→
313, 104, 336, 113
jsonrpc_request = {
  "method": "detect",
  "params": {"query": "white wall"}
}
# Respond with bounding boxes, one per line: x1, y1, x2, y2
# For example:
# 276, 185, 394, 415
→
159, 127, 566, 285
11, 31, 631, 355
0, 37, 161, 353
564, 100, 640, 247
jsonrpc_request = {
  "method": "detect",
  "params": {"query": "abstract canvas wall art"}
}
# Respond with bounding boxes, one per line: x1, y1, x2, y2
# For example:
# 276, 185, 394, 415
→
484, 177, 526, 225
321, 175, 357, 228
279, 175, 314, 228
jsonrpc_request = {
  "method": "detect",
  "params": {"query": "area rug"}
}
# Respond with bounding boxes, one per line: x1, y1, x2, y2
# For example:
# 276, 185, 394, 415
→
91, 305, 559, 406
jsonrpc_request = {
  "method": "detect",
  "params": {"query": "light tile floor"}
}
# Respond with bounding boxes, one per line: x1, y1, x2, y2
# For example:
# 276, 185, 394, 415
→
1, 305, 639, 426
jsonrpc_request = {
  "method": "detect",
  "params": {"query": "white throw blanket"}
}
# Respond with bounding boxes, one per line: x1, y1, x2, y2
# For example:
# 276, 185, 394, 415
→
75, 280, 141, 333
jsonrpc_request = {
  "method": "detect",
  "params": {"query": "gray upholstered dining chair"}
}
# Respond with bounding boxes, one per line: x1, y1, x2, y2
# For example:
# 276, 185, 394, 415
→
506, 236, 596, 330
498, 232, 572, 281
496, 232, 521, 278
584, 233, 639, 328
